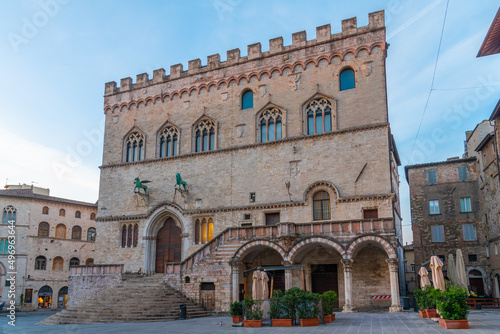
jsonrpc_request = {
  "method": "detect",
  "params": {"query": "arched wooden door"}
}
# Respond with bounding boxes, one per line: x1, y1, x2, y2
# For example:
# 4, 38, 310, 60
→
155, 218, 181, 273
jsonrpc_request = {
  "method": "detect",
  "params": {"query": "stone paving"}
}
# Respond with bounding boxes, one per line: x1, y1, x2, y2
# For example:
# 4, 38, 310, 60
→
1, 310, 500, 334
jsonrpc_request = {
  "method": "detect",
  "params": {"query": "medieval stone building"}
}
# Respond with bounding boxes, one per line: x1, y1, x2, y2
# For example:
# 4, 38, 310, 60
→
65, 10, 403, 315
0, 184, 96, 311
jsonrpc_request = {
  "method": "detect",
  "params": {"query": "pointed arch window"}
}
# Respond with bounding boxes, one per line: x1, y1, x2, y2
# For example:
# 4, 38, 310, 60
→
195, 119, 216, 152
85, 258, 94, 265
259, 107, 283, 143
306, 98, 333, 135
159, 125, 179, 158
75, 211, 81, 218
59, 209, 65, 217
2, 206, 16, 224
242, 90, 254, 109
42, 206, 49, 215
340, 68, 355, 91
90, 213, 96, 220
125, 131, 145, 162
121, 224, 137, 247
313, 191, 331, 221
38, 222, 49, 237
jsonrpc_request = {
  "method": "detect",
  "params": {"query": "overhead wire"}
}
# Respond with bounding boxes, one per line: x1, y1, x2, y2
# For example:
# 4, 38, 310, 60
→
407, 0, 450, 164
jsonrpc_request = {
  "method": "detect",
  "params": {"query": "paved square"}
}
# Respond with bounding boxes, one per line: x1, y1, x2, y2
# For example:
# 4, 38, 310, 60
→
2, 310, 499, 334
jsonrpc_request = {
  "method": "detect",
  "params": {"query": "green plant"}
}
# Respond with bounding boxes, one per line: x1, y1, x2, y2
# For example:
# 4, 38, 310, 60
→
295, 290, 320, 319
415, 285, 442, 309
320, 290, 338, 315
229, 301, 243, 316
244, 296, 263, 320
437, 285, 469, 320
269, 290, 295, 319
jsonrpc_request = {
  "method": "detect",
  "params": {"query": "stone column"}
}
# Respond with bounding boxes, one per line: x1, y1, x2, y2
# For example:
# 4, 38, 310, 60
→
180, 233, 189, 260
342, 259, 354, 312
386, 258, 403, 312
230, 261, 241, 302
305, 264, 312, 291
282, 261, 293, 290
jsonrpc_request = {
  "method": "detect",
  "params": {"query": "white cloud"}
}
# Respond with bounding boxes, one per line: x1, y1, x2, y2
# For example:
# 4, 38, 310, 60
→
0, 127, 99, 203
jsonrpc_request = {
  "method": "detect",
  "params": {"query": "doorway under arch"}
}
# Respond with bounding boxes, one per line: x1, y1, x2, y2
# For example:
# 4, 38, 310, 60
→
155, 217, 181, 273
38, 285, 53, 309
58, 286, 68, 309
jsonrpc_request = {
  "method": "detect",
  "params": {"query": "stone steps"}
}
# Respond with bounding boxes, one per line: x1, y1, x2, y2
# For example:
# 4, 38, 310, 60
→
42, 276, 210, 324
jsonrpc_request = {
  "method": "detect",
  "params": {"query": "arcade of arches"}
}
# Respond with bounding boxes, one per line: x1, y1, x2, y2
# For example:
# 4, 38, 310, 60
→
229, 238, 401, 312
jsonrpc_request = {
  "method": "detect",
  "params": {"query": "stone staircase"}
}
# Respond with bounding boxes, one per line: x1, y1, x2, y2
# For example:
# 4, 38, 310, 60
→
42, 274, 209, 324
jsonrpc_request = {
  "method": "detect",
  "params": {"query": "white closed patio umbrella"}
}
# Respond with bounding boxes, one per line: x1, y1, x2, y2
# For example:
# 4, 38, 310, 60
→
447, 254, 458, 285
419, 267, 431, 288
456, 249, 468, 291
430, 256, 445, 291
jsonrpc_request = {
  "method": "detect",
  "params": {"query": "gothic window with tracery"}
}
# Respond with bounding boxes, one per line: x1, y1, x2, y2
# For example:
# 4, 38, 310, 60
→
121, 225, 127, 247
159, 125, 179, 157
133, 224, 138, 247
2, 206, 16, 224
125, 131, 145, 162
195, 119, 216, 152
259, 107, 283, 143
121, 224, 138, 247
306, 98, 333, 135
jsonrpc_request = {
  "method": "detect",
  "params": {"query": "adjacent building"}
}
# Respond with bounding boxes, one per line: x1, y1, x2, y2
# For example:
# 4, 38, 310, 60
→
406, 117, 500, 297
0, 184, 97, 310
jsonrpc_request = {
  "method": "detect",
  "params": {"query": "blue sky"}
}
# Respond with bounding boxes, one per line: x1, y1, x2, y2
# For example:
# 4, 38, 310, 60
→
0, 0, 499, 244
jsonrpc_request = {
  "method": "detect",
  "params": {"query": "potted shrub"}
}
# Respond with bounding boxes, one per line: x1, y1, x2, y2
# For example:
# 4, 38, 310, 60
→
425, 286, 442, 318
414, 289, 427, 318
243, 296, 263, 328
295, 290, 321, 327
269, 290, 295, 327
229, 301, 243, 324
437, 285, 469, 329
320, 290, 338, 323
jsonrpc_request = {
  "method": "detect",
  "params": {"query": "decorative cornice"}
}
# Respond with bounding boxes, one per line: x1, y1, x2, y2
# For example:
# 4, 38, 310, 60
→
96, 195, 395, 222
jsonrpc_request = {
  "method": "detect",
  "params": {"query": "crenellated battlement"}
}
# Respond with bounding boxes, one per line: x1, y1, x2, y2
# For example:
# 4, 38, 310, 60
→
104, 10, 385, 96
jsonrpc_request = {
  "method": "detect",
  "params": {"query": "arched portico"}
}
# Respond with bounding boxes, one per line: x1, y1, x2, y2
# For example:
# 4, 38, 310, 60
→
143, 205, 187, 275
288, 237, 345, 308
231, 240, 285, 302
345, 235, 401, 312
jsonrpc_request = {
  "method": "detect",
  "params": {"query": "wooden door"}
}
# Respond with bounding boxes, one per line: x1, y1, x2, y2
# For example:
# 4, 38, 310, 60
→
155, 218, 181, 273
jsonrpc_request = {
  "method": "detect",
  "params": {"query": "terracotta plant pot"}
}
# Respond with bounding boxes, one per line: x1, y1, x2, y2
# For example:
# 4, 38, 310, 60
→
272, 319, 293, 327
425, 309, 437, 318
324, 315, 331, 323
232, 315, 243, 323
439, 318, 469, 329
419, 310, 428, 318
299, 318, 319, 327
331, 313, 335, 321
244, 319, 262, 327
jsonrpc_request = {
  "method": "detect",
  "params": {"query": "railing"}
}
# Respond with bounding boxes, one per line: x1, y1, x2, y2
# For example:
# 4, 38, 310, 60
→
467, 298, 500, 309
69, 264, 124, 276
165, 219, 394, 275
